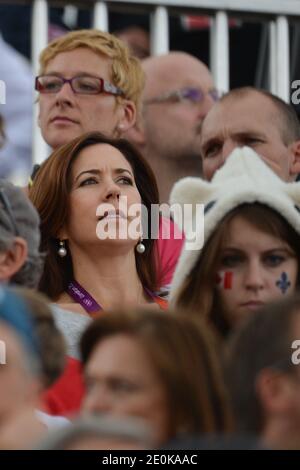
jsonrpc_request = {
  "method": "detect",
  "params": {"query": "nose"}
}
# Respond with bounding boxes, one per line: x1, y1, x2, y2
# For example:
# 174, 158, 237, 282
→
203, 92, 216, 115
244, 260, 265, 291
196, 93, 215, 120
104, 180, 121, 201
55, 82, 76, 107
222, 140, 239, 163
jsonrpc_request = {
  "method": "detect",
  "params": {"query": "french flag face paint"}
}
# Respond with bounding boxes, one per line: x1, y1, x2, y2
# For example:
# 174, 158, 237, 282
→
276, 272, 291, 294
216, 271, 233, 289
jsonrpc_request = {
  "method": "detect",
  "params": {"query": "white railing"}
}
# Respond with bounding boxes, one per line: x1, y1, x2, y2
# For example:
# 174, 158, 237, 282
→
27, 0, 300, 164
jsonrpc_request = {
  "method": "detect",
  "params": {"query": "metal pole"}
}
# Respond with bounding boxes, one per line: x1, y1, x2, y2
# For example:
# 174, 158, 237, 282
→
212, 10, 229, 92
276, 15, 290, 102
93, 1, 109, 31
151, 6, 169, 55
32, 0, 49, 166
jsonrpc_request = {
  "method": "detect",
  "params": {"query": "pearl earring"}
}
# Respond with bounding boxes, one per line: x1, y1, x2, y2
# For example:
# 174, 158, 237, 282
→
58, 240, 67, 257
136, 237, 145, 254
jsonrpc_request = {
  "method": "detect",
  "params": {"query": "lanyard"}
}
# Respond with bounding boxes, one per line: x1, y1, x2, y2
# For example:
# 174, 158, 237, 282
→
68, 280, 102, 313
67, 280, 156, 315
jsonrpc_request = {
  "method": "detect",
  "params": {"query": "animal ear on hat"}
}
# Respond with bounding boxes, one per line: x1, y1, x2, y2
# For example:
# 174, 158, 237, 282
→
285, 181, 300, 208
169, 177, 216, 234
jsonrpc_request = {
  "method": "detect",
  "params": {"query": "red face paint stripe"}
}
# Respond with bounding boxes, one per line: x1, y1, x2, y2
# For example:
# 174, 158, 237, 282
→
224, 271, 233, 289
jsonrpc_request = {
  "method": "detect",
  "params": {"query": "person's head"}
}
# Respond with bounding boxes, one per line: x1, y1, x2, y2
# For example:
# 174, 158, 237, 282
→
37, 29, 145, 149
29, 131, 159, 300
114, 26, 150, 60
37, 415, 152, 450
225, 294, 300, 449
80, 309, 232, 446
170, 147, 300, 338
127, 52, 216, 164
0, 180, 43, 288
0, 286, 41, 428
12, 287, 66, 389
200, 87, 300, 181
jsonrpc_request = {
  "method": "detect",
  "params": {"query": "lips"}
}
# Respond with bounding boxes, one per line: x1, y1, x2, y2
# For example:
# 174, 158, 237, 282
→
240, 301, 265, 309
51, 116, 78, 124
97, 209, 127, 221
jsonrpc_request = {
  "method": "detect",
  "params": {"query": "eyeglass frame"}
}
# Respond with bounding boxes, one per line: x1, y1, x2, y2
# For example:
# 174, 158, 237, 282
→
0, 189, 19, 236
35, 74, 125, 97
144, 87, 221, 106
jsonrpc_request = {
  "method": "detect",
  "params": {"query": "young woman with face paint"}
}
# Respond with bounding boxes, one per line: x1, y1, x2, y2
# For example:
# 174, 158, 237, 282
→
169, 147, 300, 338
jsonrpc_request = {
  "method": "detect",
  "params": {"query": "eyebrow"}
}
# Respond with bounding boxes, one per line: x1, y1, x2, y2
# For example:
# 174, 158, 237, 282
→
43, 72, 98, 78
75, 168, 133, 182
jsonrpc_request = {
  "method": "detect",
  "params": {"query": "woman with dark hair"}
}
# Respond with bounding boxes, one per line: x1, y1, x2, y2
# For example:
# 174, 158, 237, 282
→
170, 146, 300, 338
29, 131, 166, 416
80, 308, 233, 445
29, 131, 165, 313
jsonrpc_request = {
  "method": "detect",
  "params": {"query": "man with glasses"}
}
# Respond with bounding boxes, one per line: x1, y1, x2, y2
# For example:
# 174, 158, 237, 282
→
0, 180, 42, 288
126, 51, 217, 203
225, 295, 300, 450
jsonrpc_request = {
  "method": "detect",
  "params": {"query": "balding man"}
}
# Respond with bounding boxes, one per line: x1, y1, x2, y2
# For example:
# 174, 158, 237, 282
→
126, 52, 217, 203
199, 87, 300, 182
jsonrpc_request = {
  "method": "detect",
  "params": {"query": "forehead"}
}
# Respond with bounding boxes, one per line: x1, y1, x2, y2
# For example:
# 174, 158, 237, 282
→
144, 56, 214, 97
222, 214, 285, 247
44, 47, 112, 79
201, 93, 280, 139
86, 333, 154, 377
72, 143, 133, 175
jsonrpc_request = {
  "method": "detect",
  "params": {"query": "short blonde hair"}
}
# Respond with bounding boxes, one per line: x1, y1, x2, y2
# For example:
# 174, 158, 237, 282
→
39, 29, 145, 111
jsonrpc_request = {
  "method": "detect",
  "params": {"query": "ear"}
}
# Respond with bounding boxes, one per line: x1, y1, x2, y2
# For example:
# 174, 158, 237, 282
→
56, 226, 68, 240
124, 120, 146, 148
289, 140, 300, 179
0, 238, 28, 282
117, 99, 136, 134
255, 368, 293, 419
169, 176, 216, 232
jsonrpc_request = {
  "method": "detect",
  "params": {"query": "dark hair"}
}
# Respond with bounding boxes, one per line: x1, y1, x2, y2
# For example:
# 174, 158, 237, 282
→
175, 203, 300, 337
224, 294, 300, 434
29, 131, 159, 299
221, 87, 300, 144
81, 308, 233, 439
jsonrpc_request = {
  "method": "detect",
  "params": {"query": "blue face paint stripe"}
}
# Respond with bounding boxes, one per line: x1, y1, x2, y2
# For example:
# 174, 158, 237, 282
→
276, 272, 291, 294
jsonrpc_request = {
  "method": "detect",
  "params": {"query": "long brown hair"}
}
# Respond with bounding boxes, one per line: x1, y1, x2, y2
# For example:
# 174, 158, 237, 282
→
175, 203, 300, 337
81, 308, 233, 438
29, 131, 159, 299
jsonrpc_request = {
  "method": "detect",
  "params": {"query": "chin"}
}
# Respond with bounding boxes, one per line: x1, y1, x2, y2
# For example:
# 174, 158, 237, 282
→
46, 130, 80, 150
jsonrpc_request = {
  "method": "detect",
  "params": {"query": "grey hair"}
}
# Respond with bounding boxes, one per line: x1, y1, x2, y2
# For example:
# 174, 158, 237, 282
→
35, 415, 154, 450
0, 237, 44, 289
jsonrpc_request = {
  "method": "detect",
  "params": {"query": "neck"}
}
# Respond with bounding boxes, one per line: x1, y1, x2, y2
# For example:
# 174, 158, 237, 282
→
66, 244, 147, 310
261, 417, 300, 450
145, 151, 202, 203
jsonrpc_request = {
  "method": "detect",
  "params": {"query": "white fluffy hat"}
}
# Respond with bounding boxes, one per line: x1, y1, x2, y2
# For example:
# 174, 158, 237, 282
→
169, 146, 300, 302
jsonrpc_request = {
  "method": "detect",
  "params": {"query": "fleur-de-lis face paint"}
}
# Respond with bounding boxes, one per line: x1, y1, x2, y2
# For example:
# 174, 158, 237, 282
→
276, 272, 291, 294
215, 271, 233, 289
